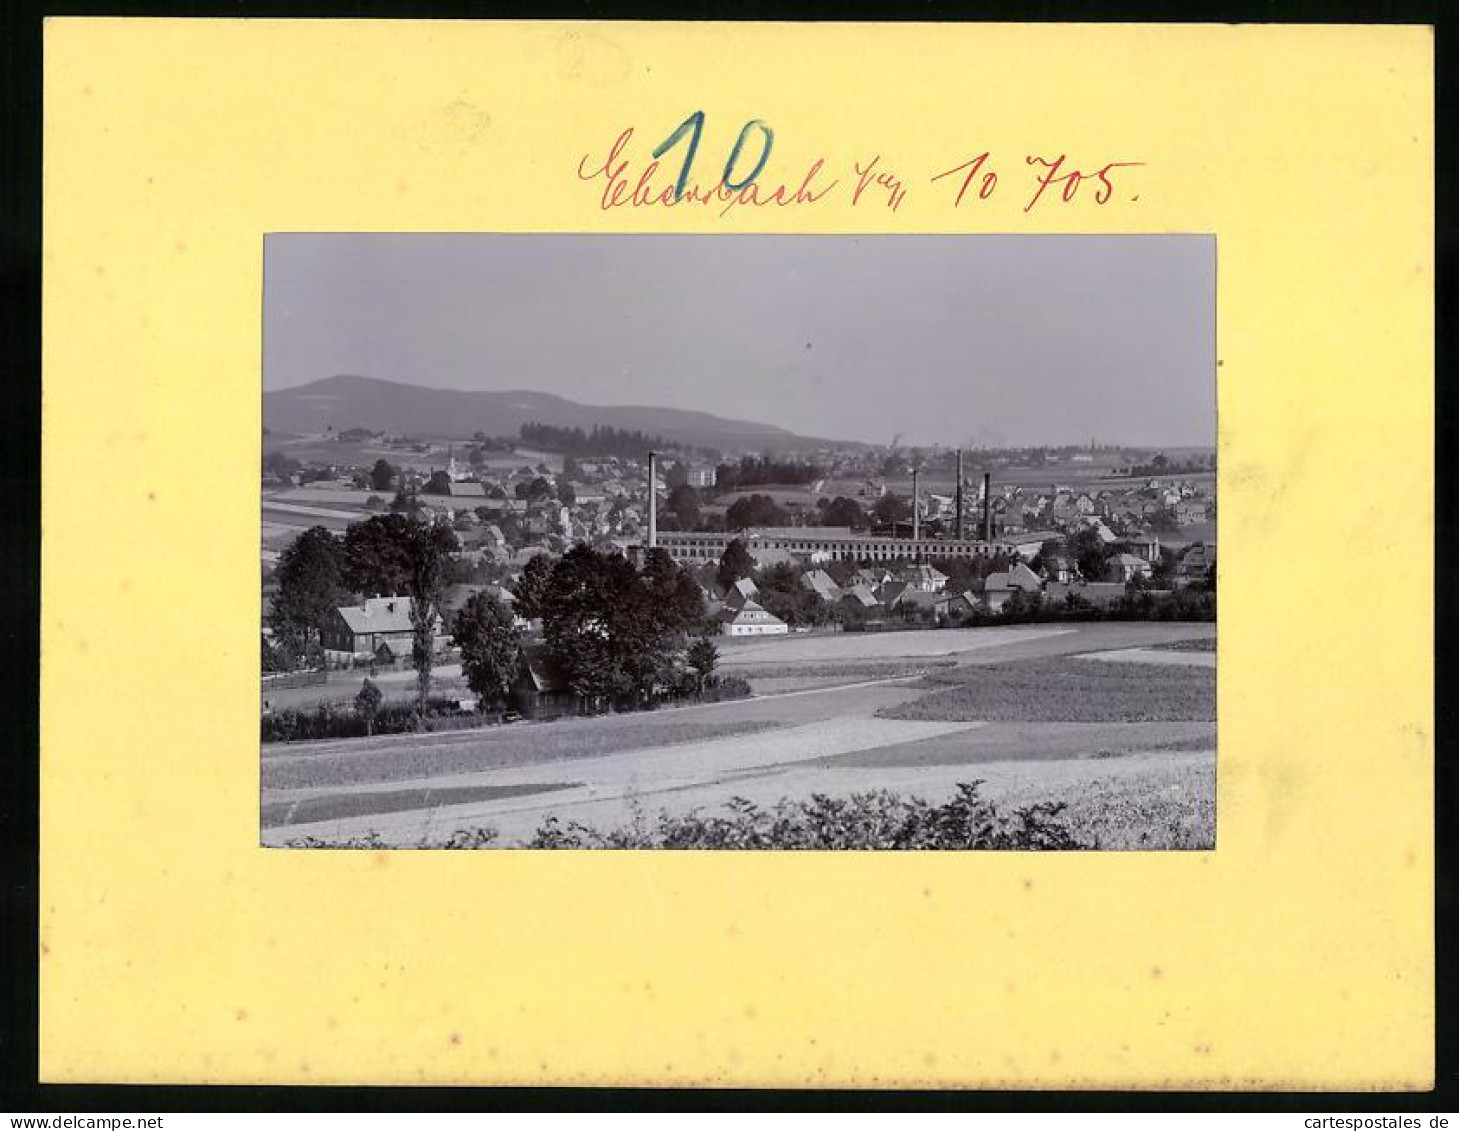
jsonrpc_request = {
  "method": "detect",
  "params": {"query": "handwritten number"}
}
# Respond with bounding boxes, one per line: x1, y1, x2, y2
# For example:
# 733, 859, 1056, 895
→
653, 111, 705, 203
654, 113, 774, 201
722, 119, 774, 192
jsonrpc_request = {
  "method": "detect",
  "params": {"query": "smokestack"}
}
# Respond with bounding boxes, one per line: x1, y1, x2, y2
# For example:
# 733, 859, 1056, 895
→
955, 450, 965, 540
982, 472, 992, 542
911, 466, 920, 542
647, 450, 658, 550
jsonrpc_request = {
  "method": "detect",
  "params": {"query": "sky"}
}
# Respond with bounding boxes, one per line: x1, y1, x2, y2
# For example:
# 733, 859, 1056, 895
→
263, 234, 1214, 448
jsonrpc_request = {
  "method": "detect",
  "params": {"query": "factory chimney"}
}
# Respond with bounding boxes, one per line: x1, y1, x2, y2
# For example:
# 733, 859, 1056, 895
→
911, 466, 920, 542
955, 450, 965, 540
647, 450, 658, 550
982, 472, 992, 542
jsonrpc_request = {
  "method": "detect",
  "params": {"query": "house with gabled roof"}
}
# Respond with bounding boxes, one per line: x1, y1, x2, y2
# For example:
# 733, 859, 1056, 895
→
850, 566, 893, 589
722, 577, 760, 610
1105, 553, 1154, 583
896, 562, 948, 593
980, 561, 1044, 613
876, 580, 914, 609
932, 590, 980, 619
1176, 542, 1216, 583
839, 583, 881, 610
800, 568, 842, 602
322, 595, 445, 661
719, 599, 788, 637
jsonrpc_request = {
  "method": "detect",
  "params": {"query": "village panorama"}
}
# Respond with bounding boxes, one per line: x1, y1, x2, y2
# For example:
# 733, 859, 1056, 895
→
261, 384, 1216, 850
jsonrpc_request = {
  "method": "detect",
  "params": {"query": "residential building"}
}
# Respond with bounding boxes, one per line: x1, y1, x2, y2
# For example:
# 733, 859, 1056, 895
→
722, 577, 760, 609
897, 562, 948, 593
719, 599, 789, 637
322, 596, 444, 662
800, 569, 842, 602
980, 562, 1044, 612
1176, 542, 1216, 583
1105, 553, 1154, 583
511, 646, 577, 719
839, 583, 881, 610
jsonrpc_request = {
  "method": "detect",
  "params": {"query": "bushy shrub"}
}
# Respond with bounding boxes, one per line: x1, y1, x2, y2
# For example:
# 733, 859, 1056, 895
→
699, 674, 752, 702
524, 782, 1085, 850
261, 695, 470, 743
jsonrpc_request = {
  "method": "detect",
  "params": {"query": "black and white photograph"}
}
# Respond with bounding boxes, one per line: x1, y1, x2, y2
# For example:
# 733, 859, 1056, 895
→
260, 234, 1216, 850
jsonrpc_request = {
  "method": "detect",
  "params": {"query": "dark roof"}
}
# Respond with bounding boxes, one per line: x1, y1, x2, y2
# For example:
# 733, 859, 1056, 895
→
517, 645, 569, 694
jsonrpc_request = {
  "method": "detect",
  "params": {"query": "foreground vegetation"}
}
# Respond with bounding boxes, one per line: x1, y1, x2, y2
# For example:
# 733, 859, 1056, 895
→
878, 657, 1215, 724
1150, 637, 1218, 653
285, 782, 1087, 850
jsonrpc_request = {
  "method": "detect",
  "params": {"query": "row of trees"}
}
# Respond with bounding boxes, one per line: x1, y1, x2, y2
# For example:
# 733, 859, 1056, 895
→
518, 422, 712, 460
651, 487, 906, 536
712, 455, 822, 491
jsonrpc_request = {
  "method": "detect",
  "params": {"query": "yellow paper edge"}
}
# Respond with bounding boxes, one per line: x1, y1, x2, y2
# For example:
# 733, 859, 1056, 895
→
41, 19, 1433, 1088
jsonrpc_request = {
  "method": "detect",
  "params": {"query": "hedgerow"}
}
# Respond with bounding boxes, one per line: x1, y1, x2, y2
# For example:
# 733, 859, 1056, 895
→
525, 782, 1084, 850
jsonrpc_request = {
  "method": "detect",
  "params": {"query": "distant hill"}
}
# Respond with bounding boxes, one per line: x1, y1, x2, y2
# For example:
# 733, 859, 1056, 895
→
263, 375, 830, 453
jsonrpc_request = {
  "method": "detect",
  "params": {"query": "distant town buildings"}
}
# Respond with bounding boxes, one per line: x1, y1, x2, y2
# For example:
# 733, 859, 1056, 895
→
654, 527, 1053, 566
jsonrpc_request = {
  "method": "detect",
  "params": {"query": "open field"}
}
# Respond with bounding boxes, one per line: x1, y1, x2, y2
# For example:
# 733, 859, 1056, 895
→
263, 621, 1216, 848
269, 486, 381, 507
266, 436, 566, 475
264, 717, 783, 791
879, 657, 1215, 723
816, 719, 1214, 768
717, 625, 1074, 664
261, 503, 356, 533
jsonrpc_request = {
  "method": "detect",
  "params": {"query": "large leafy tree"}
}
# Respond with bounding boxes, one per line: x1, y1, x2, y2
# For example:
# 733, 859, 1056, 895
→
369, 458, 396, 492
540, 545, 692, 706
716, 538, 754, 592
687, 636, 719, 693
541, 545, 639, 703
755, 562, 827, 628
342, 513, 416, 596
513, 553, 554, 621
1066, 527, 1111, 582
726, 493, 789, 530
873, 492, 911, 527
515, 476, 554, 504
642, 547, 706, 630
665, 484, 700, 530
270, 526, 349, 658
452, 591, 522, 710
821, 496, 867, 530
404, 517, 460, 719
